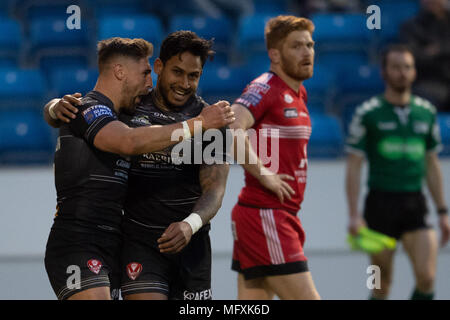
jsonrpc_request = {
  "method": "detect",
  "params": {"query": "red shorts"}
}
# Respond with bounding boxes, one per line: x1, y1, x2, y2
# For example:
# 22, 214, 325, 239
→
231, 203, 308, 280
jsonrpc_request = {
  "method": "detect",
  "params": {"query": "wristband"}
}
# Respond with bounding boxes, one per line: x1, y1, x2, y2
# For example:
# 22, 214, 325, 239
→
182, 121, 191, 140
48, 103, 58, 120
183, 213, 203, 234
438, 207, 448, 215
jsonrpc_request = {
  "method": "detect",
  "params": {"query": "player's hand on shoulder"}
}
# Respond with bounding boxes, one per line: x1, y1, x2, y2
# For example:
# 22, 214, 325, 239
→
199, 100, 235, 130
54, 93, 82, 123
157, 221, 193, 254
259, 170, 295, 204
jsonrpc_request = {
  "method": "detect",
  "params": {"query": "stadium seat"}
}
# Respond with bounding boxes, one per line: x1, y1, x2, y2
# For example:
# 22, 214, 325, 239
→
236, 14, 272, 56
0, 67, 46, 110
242, 53, 271, 81
308, 114, 344, 158
311, 13, 370, 53
29, 16, 90, 50
376, 1, 420, 43
39, 55, 90, 78
0, 109, 53, 164
49, 67, 98, 97
198, 63, 249, 104
0, 17, 22, 64
98, 15, 164, 56
252, 0, 288, 15
303, 65, 335, 107
438, 113, 450, 156
168, 15, 232, 51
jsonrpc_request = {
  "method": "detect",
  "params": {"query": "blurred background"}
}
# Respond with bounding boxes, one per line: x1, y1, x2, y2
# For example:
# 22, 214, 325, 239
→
0, 0, 449, 300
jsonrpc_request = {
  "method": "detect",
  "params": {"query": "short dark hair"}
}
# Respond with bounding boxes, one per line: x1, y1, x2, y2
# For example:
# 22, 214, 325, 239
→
97, 37, 153, 71
159, 31, 215, 67
380, 44, 414, 70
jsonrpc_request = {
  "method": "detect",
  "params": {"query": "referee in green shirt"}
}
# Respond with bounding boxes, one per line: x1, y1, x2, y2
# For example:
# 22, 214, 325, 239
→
345, 44, 450, 300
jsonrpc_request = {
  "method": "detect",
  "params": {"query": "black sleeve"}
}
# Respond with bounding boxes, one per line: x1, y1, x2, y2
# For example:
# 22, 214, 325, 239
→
69, 103, 118, 146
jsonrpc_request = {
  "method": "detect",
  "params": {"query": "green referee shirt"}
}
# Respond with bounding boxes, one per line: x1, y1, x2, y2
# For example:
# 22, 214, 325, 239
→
346, 94, 443, 192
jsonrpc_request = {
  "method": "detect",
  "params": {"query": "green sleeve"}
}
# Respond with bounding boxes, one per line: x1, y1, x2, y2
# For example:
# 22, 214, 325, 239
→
427, 111, 443, 153
346, 107, 367, 155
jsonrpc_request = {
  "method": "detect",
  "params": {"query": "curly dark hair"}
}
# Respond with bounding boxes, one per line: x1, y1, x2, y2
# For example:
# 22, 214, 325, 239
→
159, 30, 215, 67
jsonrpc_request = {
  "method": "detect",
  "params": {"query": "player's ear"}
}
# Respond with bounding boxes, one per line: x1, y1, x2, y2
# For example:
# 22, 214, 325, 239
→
112, 63, 125, 81
153, 58, 163, 76
268, 48, 280, 64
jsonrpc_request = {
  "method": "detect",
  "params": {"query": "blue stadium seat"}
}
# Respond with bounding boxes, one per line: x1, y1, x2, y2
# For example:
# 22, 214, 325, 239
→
242, 53, 271, 81
169, 15, 232, 50
0, 17, 22, 64
315, 51, 370, 75
377, 1, 420, 43
335, 62, 384, 116
39, 55, 90, 77
308, 114, 344, 158
311, 13, 370, 53
252, 0, 288, 15
303, 65, 335, 107
0, 68, 46, 109
0, 109, 53, 164
438, 113, 450, 156
49, 67, 98, 97
98, 15, 164, 56
29, 16, 90, 49
237, 14, 272, 56
198, 63, 249, 104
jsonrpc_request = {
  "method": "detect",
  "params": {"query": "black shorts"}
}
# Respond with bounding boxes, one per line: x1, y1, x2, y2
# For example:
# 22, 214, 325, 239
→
121, 218, 212, 300
44, 225, 122, 300
363, 190, 432, 240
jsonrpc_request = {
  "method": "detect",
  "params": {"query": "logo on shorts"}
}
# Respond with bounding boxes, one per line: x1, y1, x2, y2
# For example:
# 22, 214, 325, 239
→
87, 259, 102, 275
183, 289, 212, 300
126, 262, 143, 280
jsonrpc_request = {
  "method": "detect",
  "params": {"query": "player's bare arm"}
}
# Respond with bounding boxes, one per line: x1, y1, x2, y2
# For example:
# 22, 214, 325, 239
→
345, 152, 366, 235
93, 101, 233, 155
425, 151, 450, 247
229, 103, 295, 203
158, 163, 230, 254
43, 94, 235, 156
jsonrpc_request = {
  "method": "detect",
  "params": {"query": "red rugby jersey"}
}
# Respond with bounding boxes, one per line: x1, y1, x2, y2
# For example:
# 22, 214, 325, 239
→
235, 71, 312, 215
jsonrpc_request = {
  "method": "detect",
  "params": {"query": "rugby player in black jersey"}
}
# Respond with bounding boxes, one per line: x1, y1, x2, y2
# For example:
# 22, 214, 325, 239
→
42, 36, 234, 300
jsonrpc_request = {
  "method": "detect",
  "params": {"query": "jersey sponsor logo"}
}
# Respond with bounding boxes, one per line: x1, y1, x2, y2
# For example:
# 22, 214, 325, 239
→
378, 136, 425, 160
82, 105, 113, 125
116, 159, 131, 169
284, 94, 294, 104
284, 108, 298, 118
377, 122, 397, 130
126, 262, 143, 280
130, 115, 151, 126
87, 259, 102, 274
149, 111, 176, 121
236, 91, 263, 107
183, 289, 212, 300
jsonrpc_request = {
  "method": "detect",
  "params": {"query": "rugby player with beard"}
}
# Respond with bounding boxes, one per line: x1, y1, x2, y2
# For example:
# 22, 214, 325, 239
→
228, 15, 321, 300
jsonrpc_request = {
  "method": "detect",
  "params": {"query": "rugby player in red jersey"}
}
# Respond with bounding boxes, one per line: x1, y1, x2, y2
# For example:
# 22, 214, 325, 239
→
229, 15, 320, 300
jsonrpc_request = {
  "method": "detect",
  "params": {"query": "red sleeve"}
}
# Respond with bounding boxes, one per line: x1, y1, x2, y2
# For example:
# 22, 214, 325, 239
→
234, 81, 272, 123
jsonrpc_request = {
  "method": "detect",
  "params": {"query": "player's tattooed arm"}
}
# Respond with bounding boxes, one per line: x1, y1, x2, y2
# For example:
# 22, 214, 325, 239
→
157, 163, 230, 254
193, 163, 230, 224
